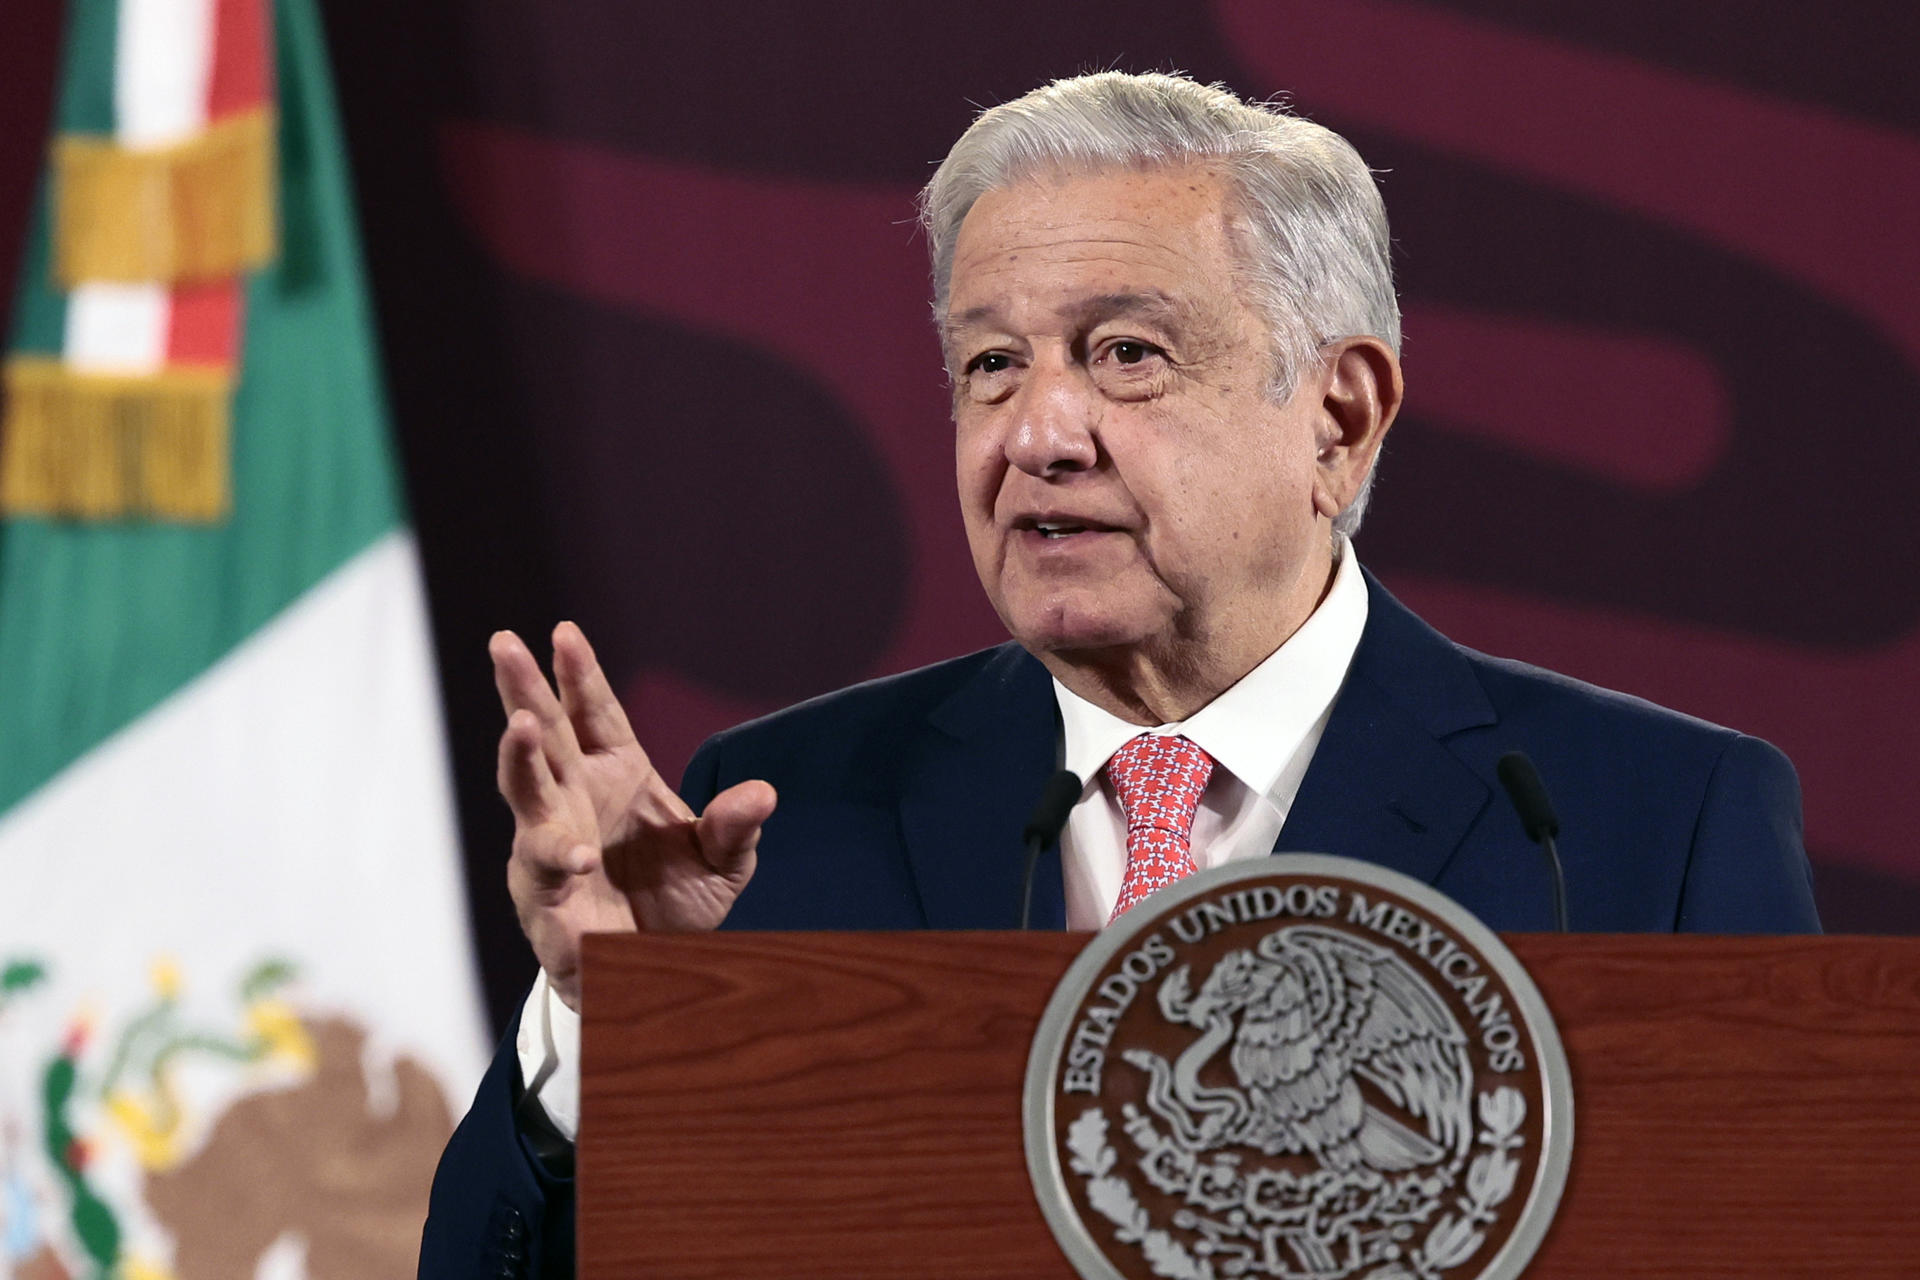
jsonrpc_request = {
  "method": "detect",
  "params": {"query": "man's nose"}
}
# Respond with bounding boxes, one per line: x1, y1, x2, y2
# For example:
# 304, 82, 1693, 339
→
1004, 356, 1098, 477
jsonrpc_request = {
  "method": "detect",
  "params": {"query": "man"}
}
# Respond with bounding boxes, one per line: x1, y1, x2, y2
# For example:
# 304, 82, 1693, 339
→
419, 71, 1818, 1275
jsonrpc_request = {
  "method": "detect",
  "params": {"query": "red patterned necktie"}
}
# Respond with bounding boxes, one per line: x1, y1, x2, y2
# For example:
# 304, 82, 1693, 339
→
1105, 733, 1215, 924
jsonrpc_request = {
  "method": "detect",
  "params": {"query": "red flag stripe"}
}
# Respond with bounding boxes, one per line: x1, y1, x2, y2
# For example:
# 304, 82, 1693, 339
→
206, 0, 272, 120
166, 279, 243, 366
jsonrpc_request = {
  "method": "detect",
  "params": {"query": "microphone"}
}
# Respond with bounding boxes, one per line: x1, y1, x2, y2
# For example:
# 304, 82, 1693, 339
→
1019, 769, 1083, 930
1496, 752, 1569, 932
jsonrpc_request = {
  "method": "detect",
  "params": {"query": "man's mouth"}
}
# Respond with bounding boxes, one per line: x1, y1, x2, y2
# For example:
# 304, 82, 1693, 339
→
1015, 516, 1121, 540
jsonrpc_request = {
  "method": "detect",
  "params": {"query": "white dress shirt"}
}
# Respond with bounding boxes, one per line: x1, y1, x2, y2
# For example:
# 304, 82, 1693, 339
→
1057, 539, 1369, 926
519, 542, 1371, 1139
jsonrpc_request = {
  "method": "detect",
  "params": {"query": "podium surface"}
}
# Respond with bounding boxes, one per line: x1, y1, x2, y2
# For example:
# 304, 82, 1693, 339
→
581, 932, 1919, 1278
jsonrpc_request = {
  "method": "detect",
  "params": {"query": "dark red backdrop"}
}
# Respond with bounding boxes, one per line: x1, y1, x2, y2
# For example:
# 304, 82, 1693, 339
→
5, 1, 1916, 1030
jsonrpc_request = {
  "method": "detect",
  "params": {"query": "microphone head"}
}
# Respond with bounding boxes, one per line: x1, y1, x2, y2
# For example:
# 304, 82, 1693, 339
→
1496, 752, 1561, 843
1023, 769, 1084, 845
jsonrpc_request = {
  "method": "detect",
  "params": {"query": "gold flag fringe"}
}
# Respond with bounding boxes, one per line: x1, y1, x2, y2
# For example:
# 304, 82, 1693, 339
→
53, 108, 277, 286
0, 358, 231, 521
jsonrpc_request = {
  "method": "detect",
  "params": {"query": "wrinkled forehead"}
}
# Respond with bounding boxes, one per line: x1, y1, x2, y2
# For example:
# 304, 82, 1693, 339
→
945, 286, 1199, 337
940, 165, 1253, 337
950, 165, 1238, 282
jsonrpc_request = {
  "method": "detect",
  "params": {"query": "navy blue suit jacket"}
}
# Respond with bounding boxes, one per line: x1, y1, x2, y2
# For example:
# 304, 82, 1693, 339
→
418, 572, 1819, 1276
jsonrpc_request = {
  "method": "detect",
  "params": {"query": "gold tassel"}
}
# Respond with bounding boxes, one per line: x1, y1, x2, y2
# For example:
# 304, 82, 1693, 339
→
53, 108, 277, 286
0, 358, 231, 522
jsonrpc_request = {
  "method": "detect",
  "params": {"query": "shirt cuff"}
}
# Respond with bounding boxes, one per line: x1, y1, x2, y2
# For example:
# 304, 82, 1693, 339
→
513, 969, 582, 1143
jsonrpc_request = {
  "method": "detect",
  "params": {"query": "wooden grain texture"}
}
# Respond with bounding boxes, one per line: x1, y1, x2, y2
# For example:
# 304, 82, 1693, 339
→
580, 933, 1920, 1279
1509, 935, 1920, 1279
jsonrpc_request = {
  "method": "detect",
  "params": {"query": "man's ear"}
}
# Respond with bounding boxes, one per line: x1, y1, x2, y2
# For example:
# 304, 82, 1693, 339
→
1311, 336, 1403, 521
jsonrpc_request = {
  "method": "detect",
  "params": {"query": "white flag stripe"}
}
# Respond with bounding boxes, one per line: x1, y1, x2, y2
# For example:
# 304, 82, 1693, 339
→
63, 280, 172, 372
114, 0, 218, 148
0, 529, 488, 1102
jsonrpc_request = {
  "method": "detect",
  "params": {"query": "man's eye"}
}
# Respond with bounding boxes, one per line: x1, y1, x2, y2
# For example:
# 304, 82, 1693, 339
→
1105, 340, 1159, 366
966, 352, 1012, 375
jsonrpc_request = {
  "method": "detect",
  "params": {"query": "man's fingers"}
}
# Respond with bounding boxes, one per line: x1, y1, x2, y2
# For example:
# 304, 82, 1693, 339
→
552, 621, 642, 754
488, 629, 540, 714
514, 829, 600, 882
695, 779, 777, 879
496, 709, 563, 823
490, 630, 585, 776
500, 716, 603, 884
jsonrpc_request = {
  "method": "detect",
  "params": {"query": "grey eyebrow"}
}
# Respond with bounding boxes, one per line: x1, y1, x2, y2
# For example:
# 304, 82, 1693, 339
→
942, 289, 1193, 354
1074, 290, 1191, 332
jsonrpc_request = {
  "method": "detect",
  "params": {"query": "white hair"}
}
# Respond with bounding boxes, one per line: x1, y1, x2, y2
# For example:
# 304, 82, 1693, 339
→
918, 71, 1398, 535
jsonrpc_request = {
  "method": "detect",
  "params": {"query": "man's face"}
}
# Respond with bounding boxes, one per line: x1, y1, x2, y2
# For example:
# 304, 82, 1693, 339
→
945, 165, 1339, 686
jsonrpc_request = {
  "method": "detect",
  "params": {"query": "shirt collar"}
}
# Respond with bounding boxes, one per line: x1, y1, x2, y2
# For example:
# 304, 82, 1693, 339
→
1053, 537, 1370, 802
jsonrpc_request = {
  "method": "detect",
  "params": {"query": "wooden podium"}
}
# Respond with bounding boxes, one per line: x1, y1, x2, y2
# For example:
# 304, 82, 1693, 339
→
580, 932, 1920, 1277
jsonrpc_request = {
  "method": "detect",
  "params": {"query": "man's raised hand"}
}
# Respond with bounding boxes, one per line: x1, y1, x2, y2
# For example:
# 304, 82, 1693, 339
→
491, 622, 776, 1010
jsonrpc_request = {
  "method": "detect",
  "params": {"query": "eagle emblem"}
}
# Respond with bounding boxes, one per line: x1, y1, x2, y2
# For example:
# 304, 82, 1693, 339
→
1125, 925, 1473, 1177
1028, 861, 1571, 1280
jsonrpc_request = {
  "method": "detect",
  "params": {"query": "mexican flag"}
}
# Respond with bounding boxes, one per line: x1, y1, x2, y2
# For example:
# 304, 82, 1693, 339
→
0, 0, 487, 1276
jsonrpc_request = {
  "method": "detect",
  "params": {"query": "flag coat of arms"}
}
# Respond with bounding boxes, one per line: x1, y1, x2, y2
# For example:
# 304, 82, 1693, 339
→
0, 0, 487, 1275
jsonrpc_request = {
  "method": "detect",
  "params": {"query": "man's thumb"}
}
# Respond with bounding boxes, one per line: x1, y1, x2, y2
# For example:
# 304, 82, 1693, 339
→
696, 779, 777, 876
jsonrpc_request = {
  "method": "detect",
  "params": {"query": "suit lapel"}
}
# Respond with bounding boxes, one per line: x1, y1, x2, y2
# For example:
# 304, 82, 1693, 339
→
893, 573, 1494, 921
898, 644, 1066, 929
1279, 572, 1497, 885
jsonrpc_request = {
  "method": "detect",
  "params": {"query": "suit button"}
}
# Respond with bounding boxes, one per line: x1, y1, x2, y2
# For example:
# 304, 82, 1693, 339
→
486, 1202, 528, 1278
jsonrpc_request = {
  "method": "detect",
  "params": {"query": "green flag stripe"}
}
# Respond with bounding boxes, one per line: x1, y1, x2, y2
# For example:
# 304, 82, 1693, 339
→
5, 182, 66, 357
55, 0, 118, 137
0, 0, 405, 812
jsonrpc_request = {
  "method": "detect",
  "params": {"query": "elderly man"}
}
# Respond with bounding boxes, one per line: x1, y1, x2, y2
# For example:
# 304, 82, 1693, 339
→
419, 71, 1818, 1275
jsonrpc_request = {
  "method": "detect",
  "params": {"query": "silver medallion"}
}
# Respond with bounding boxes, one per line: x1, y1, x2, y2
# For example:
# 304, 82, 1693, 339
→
1025, 855, 1573, 1280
